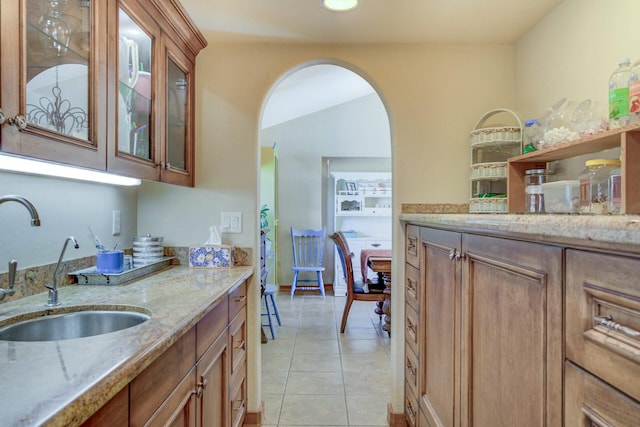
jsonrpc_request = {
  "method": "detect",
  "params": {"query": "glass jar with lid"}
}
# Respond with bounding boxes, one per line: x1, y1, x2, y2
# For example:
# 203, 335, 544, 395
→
578, 158, 621, 214
524, 168, 552, 213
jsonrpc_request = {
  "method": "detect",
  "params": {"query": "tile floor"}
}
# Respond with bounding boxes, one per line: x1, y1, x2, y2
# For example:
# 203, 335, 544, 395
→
261, 291, 391, 426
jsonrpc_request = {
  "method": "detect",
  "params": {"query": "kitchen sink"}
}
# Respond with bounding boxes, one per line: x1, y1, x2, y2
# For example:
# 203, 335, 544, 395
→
0, 307, 151, 342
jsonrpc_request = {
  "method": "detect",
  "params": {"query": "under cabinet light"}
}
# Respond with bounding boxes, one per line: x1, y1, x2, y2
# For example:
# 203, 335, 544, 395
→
0, 154, 142, 186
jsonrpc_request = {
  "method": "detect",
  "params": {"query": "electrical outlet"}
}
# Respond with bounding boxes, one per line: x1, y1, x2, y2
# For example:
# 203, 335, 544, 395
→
221, 211, 242, 233
112, 210, 121, 235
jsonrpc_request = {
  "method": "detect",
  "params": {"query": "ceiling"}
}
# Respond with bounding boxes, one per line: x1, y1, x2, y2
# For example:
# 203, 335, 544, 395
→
181, 0, 564, 45
180, 0, 565, 127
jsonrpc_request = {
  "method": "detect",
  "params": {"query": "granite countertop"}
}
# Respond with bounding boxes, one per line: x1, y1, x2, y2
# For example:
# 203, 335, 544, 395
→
400, 213, 640, 252
0, 265, 253, 427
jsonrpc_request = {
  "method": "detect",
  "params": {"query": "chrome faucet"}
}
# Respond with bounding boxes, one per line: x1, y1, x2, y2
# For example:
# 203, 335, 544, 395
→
0, 260, 17, 301
0, 195, 41, 226
45, 236, 79, 307
0, 195, 40, 301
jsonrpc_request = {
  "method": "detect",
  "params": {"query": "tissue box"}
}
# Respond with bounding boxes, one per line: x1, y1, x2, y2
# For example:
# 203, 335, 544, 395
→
189, 245, 235, 268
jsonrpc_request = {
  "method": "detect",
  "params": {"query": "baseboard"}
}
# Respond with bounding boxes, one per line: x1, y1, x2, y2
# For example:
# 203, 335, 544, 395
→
388, 402, 407, 427
243, 401, 264, 426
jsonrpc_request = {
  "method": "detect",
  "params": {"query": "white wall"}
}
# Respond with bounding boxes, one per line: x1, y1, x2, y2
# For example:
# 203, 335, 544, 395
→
0, 171, 137, 268
515, 0, 640, 179
516, 0, 640, 121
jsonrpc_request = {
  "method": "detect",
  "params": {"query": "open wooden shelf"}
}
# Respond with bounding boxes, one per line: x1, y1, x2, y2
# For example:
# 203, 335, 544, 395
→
507, 123, 640, 213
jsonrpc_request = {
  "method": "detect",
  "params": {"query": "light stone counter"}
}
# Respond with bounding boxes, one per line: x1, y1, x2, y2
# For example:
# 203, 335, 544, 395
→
0, 265, 253, 427
400, 213, 640, 252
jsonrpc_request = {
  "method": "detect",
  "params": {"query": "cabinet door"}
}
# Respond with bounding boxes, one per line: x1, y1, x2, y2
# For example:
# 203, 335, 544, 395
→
144, 366, 197, 427
0, 0, 107, 168
460, 234, 563, 427
160, 35, 195, 186
130, 328, 196, 427
197, 330, 229, 427
419, 227, 461, 427
107, 0, 160, 181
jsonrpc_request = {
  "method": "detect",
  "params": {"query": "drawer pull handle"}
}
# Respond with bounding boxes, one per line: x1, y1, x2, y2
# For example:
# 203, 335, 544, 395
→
406, 401, 415, 420
232, 399, 246, 412
235, 295, 247, 302
406, 321, 416, 334
594, 315, 640, 339
235, 339, 246, 350
196, 377, 208, 398
406, 277, 416, 292
406, 362, 416, 378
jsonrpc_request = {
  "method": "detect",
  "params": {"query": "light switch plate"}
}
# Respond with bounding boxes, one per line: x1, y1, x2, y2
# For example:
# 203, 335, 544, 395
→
112, 210, 121, 235
221, 211, 242, 233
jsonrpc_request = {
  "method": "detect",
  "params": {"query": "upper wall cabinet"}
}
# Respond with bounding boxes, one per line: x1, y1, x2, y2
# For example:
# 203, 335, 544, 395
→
0, 0, 108, 169
0, 0, 206, 186
106, 0, 204, 186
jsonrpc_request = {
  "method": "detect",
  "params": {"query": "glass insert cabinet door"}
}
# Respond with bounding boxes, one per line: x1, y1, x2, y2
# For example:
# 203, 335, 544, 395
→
118, 7, 152, 161
25, 0, 91, 141
167, 58, 188, 171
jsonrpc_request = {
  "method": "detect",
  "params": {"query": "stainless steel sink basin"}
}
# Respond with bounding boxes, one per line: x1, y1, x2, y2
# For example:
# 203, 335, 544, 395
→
0, 308, 151, 342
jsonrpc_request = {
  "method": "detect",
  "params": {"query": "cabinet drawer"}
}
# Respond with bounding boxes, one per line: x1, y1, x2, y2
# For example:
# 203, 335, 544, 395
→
230, 367, 247, 427
406, 224, 420, 268
405, 263, 420, 312
566, 249, 640, 401
130, 327, 196, 427
228, 280, 247, 321
229, 307, 247, 381
405, 382, 419, 427
82, 386, 128, 426
405, 302, 420, 356
197, 295, 229, 359
565, 361, 640, 426
405, 344, 419, 399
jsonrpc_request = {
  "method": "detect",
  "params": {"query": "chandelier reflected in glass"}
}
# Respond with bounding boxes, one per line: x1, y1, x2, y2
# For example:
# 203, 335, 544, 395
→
37, 0, 71, 57
27, 66, 88, 135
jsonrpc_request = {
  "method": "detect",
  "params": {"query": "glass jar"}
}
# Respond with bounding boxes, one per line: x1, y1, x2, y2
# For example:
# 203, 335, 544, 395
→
609, 166, 622, 213
578, 158, 621, 214
524, 168, 551, 213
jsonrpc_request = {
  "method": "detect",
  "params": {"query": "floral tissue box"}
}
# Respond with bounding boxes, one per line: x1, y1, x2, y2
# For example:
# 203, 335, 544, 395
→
189, 245, 235, 268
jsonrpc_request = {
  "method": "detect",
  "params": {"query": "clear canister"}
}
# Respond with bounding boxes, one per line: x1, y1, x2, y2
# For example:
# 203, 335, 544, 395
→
578, 158, 621, 214
524, 168, 551, 213
609, 166, 622, 213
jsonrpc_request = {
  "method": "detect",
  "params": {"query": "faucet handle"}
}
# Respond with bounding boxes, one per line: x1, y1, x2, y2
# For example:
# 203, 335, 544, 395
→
8, 260, 17, 289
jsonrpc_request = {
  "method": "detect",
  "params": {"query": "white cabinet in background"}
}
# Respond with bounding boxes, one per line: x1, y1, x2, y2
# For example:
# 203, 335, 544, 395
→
331, 172, 392, 296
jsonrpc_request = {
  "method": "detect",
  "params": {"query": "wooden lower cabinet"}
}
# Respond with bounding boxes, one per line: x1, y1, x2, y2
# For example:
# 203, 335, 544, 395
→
197, 330, 229, 427
82, 280, 248, 427
144, 366, 198, 427
406, 225, 563, 427
461, 233, 563, 427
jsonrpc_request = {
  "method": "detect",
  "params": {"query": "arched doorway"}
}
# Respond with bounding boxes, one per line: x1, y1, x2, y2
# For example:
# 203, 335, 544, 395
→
256, 60, 395, 426
259, 62, 391, 293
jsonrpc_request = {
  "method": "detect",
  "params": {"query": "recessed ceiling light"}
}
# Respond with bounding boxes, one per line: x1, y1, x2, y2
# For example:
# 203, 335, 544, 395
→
322, 0, 359, 12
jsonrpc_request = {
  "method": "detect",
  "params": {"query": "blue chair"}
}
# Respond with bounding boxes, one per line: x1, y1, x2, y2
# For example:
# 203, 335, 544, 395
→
262, 283, 281, 339
290, 226, 327, 298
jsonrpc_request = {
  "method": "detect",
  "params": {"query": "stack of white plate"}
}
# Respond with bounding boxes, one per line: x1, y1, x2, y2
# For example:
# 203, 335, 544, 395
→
133, 234, 164, 267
